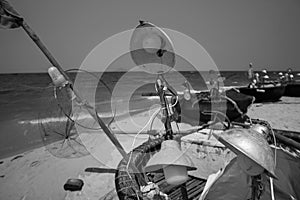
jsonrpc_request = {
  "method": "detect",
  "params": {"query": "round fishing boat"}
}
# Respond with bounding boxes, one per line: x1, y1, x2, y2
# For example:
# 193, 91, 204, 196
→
238, 85, 286, 103
284, 82, 300, 97
115, 136, 210, 199
114, 122, 300, 200
114, 128, 241, 199
178, 88, 254, 125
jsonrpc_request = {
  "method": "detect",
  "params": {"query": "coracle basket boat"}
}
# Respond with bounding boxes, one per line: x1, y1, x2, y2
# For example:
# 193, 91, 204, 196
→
115, 120, 300, 200
284, 81, 300, 97
142, 89, 255, 125
115, 137, 207, 199
177, 88, 255, 125
238, 85, 286, 103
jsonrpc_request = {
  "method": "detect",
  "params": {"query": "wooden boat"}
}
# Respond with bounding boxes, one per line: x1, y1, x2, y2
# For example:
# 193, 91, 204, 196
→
284, 82, 300, 97
142, 88, 254, 125
238, 85, 286, 103
114, 124, 300, 200
177, 88, 254, 125
3, 4, 297, 197
115, 137, 206, 199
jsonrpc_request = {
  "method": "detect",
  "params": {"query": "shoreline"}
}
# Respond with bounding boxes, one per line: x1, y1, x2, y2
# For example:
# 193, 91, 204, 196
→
247, 97, 300, 132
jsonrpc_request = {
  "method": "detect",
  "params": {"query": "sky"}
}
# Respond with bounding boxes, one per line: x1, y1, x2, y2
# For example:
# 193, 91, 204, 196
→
1, 0, 300, 73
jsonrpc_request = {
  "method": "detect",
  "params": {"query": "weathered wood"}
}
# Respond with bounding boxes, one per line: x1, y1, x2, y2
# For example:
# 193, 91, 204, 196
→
180, 183, 189, 200
116, 138, 206, 199
274, 132, 300, 151
274, 129, 300, 143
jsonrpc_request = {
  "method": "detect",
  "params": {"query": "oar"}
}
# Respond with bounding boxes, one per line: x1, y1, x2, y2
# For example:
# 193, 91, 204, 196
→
232, 121, 300, 150
274, 129, 300, 141
273, 130, 300, 151
85, 167, 117, 174
142, 92, 164, 96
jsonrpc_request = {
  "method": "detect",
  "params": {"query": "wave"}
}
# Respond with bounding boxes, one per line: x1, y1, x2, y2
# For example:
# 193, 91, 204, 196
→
18, 113, 113, 125
0, 89, 14, 94
18, 107, 149, 125
0, 86, 50, 95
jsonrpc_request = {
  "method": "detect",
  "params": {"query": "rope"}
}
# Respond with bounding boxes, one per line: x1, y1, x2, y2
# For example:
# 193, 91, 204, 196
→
66, 68, 116, 127
269, 178, 275, 200
221, 95, 244, 117
149, 108, 163, 132
54, 85, 102, 130
51, 69, 116, 131
246, 119, 277, 200
125, 107, 162, 199
269, 125, 277, 200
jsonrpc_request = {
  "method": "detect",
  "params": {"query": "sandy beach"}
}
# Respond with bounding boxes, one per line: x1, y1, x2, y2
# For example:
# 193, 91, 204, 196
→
1, 0, 300, 199
0, 96, 300, 200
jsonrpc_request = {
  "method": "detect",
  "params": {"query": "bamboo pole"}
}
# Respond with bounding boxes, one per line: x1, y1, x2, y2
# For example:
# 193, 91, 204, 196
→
20, 21, 128, 159
21, 19, 129, 159
22, 20, 150, 190
15, 9, 148, 191
1, 0, 133, 166
274, 132, 300, 151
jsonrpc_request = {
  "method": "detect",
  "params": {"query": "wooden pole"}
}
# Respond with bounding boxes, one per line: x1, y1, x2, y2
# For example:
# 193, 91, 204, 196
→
274, 132, 300, 151
18, 12, 147, 191
180, 183, 189, 200
156, 76, 173, 140
1, 0, 130, 162
21, 21, 130, 159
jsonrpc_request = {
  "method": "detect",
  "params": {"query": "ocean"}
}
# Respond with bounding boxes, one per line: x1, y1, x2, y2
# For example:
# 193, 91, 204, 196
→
0, 70, 298, 159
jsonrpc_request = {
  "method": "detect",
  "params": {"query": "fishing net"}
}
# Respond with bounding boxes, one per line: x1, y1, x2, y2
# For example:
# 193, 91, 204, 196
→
38, 70, 114, 158
38, 85, 89, 158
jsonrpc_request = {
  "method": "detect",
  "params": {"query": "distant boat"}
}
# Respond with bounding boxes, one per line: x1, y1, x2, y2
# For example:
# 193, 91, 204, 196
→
142, 88, 254, 125
238, 84, 286, 103
284, 81, 300, 97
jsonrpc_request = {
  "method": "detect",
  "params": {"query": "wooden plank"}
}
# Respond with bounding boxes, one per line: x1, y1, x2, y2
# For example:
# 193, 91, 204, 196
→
188, 181, 206, 199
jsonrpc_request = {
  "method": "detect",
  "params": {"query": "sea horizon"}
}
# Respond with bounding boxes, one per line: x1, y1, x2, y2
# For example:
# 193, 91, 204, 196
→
0, 70, 299, 159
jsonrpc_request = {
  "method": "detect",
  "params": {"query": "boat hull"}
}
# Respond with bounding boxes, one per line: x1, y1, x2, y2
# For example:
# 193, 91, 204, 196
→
178, 89, 254, 125
114, 138, 206, 199
114, 128, 300, 200
238, 85, 285, 103
284, 83, 300, 97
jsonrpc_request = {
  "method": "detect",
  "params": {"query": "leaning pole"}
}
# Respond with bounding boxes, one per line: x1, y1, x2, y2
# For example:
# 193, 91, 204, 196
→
0, 0, 145, 184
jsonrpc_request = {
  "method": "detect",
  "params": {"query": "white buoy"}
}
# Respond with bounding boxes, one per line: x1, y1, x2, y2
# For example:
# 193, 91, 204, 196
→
48, 67, 68, 87
183, 89, 191, 100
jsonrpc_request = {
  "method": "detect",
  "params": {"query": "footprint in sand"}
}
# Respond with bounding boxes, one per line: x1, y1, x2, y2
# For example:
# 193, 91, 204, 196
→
10, 155, 23, 162
30, 161, 40, 167
99, 189, 118, 200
